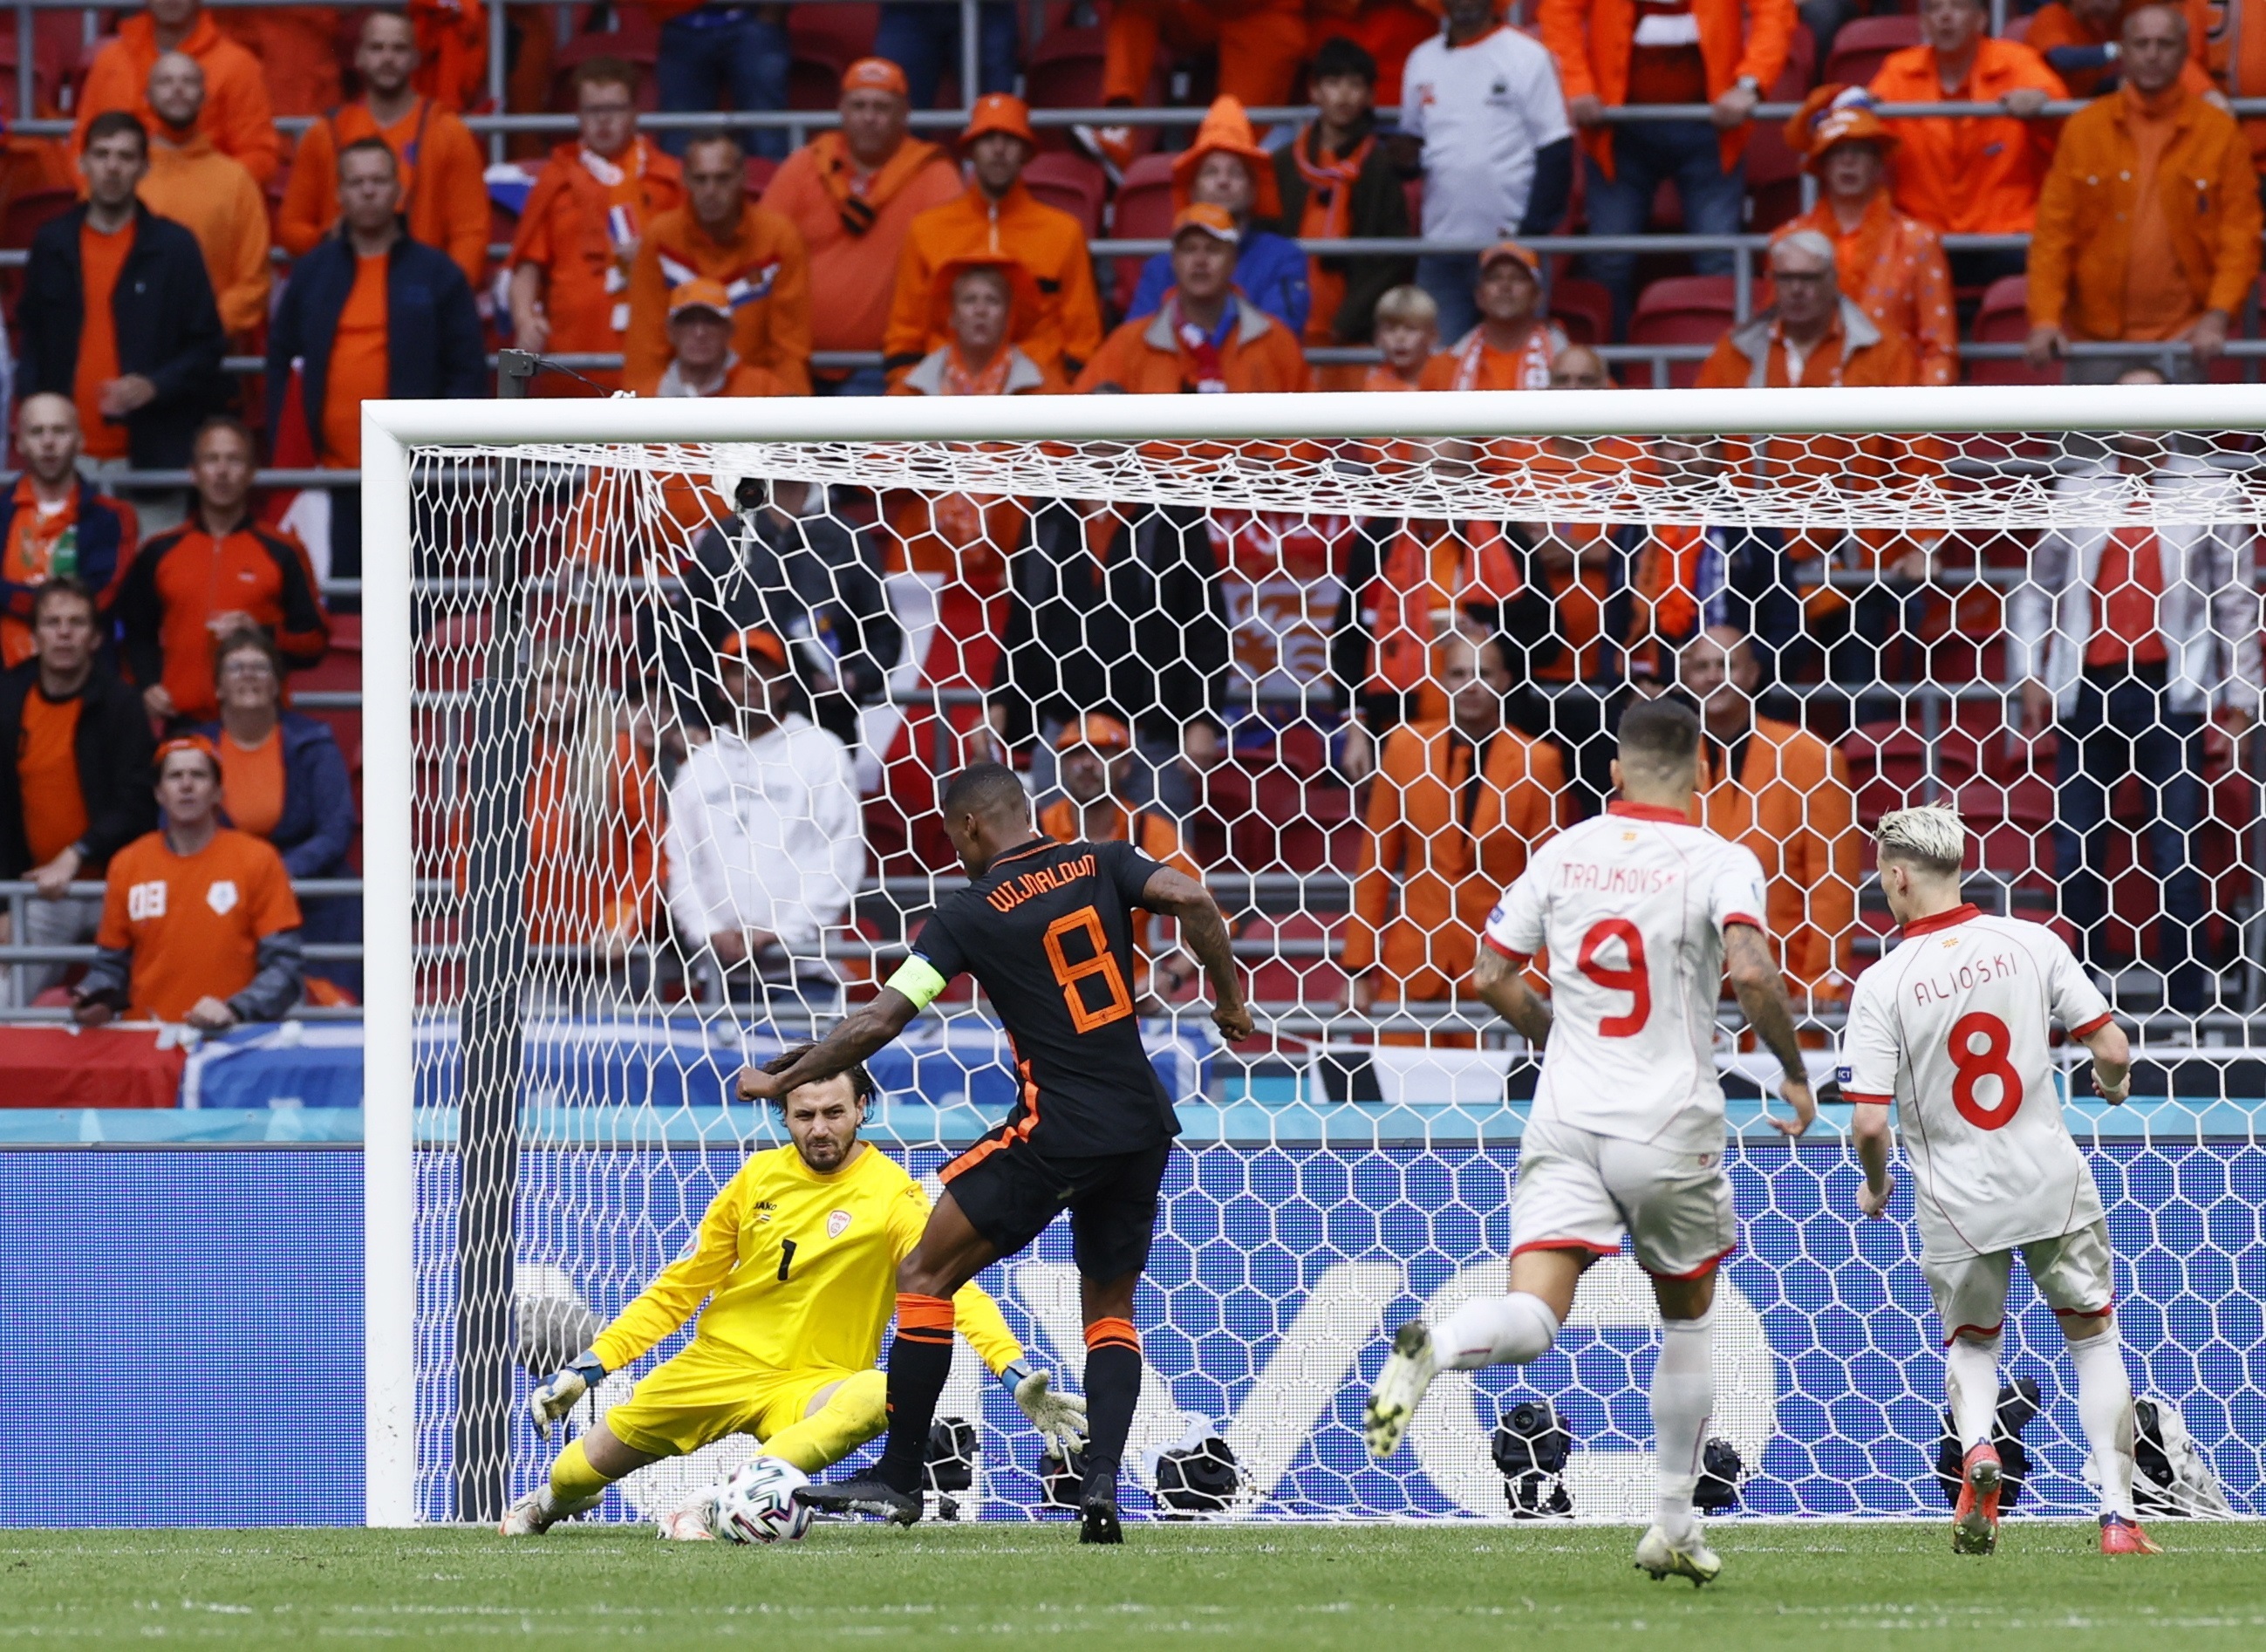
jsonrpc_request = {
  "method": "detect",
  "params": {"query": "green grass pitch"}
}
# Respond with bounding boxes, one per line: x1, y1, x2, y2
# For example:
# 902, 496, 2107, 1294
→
6, 1522, 2263, 1649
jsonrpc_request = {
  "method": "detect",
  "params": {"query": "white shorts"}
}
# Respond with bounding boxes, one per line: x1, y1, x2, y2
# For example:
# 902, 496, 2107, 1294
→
1926, 1219, 2117, 1344
1509, 1114, 1737, 1280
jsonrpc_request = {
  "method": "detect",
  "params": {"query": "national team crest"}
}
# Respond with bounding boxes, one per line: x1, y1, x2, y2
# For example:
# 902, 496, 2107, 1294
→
828, 1209, 852, 1238
206, 880, 238, 915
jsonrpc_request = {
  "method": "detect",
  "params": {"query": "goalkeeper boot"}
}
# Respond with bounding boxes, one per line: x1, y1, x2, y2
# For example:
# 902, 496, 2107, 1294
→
794, 1476, 923, 1526
499, 1485, 597, 1537
1365, 1321, 1440, 1460
1079, 1491, 1123, 1546
1951, 1443, 2003, 1555
1634, 1523, 1722, 1587
2099, 1514, 2163, 1555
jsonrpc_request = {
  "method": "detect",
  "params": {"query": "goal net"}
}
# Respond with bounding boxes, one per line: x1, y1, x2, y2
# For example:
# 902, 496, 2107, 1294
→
362, 386, 2265, 1527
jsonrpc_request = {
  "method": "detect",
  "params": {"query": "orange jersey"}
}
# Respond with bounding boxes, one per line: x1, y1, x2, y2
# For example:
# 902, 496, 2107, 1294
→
76, 13, 279, 185
508, 139, 686, 358
1539, 0, 1796, 177
119, 524, 330, 722
280, 99, 492, 288
97, 828, 302, 1021
625, 203, 812, 394
1776, 195, 1956, 387
761, 132, 963, 358
139, 133, 270, 337
887, 182, 1104, 382
72, 221, 131, 461
322, 253, 392, 469
1418, 321, 1570, 393
1696, 719, 1858, 999
1868, 38, 2068, 234
1037, 794, 1202, 966
16, 685, 86, 865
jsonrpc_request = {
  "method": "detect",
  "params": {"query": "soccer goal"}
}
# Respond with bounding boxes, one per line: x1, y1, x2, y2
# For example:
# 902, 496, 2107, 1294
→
360, 385, 2266, 1529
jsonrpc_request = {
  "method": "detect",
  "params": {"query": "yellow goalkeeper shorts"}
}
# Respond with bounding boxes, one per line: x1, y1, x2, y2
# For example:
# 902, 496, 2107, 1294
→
599, 1340, 857, 1460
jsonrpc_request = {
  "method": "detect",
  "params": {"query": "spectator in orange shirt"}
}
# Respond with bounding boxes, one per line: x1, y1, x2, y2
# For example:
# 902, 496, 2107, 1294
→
1775, 85, 1957, 387
1075, 205, 1314, 394
1676, 625, 1859, 1004
0, 579, 155, 1004
191, 627, 359, 995
118, 418, 331, 727
17, 113, 224, 521
1364, 283, 1437, 391
625, 131, 811, 395
1343, 630, 1564, 1020
75, 0, 278, 186
630, 278, 790, 399
886, 94, 1105, 386
1542, 0, 1795, 330
1417, 241, 1569, 392
508, 58, 686, 388
1036, 713, 1206, 999
279, 11, 493, 290
522, 641, 664, 961
2026, 3, 2261, 380
136, 53, 270, 342
1869, 0, 2068, 283
763, 59, 962, 396
0, 396, 138, 671
75, 734, 304, 1027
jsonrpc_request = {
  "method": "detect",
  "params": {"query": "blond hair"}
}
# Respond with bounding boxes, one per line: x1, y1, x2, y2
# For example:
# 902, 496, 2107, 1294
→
1373, 284, 1438, 330
1875, 803, 1965, 877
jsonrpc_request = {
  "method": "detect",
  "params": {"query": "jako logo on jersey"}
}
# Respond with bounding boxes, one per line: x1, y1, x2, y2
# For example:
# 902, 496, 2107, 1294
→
207, 881, 239, 915
828, 1209, 853, 1238
127, 880, 167, 920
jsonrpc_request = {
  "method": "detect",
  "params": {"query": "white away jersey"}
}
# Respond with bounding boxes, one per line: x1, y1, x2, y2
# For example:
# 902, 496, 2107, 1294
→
1484, 802, 1768, 1153
1839, 905, 2116, 1259
1400, 24, 1572, 242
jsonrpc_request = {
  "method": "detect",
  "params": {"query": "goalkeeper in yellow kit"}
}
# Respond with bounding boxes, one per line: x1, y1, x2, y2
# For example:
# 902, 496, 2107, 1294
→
499, 1050, 1088, 1535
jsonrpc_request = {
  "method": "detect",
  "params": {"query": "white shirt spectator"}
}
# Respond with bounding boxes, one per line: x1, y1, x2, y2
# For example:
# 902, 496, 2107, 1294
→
1400, 24, 1573, 242
664, 712, 863, 963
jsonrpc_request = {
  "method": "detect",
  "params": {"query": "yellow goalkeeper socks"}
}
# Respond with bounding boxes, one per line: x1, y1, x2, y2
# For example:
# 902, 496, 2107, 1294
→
548, 1438, 612, 1509
761, 1369, 889, 1473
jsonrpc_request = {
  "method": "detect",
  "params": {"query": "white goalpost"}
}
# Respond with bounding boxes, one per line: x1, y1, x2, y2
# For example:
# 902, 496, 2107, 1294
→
361, 386, 2266, 1529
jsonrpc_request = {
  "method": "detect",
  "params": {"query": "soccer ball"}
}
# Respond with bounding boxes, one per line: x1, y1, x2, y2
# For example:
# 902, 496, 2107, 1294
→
718, 1456, 813, 1545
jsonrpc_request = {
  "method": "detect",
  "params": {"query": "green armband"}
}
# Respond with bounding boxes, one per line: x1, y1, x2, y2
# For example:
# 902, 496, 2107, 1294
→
885, 956, 950, 1012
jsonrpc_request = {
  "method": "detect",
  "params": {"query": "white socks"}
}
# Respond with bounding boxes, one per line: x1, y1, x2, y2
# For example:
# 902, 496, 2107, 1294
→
1651, 1314, 1714, 1540
1945, 1333, 2003, 1454
2070, 1328, 2139, 1519
1433, 1291, 1561, 1370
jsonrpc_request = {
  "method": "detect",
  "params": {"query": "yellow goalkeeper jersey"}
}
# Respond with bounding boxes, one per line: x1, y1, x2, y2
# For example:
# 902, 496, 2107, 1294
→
589, 1141, 1023, 1378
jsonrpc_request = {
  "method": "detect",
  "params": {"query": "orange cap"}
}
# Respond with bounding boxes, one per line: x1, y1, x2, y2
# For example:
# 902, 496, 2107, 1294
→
842, 57, 908, 97
1055, 713, 1132, 754
667, 277, 734, 322
1168, 95, 1282, 222
927, 253, 1043, 342
720, 627, 789, 669
154, 733, 222, 778
960, 92, 1035, 151
1785, 83, 1897, 170
1171, 201, 1240, 244
1478, 241, 1540, 276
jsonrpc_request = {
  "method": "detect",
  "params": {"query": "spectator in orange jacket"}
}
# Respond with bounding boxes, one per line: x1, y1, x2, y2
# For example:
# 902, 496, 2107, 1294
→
762, 58, 963, 395
2183, 0, 2266, 180
76, 0, 278, 186
1344, 630, 1564, 1017
508, 58, 686, 389
1541, 0, 1795, 329
1037, 713, 1207, 998
1676, 625, 1859, 1002
117, 418, 330, 727
1774, 85, 1958, 386
135, 53, 269, 342
280, 11, 493, 290
1075, 205, 1314, 394
1869, 0, 2068, 283
521, 641, 664, 959
2026, 4, 2262, 379
629, 278, 790, 399
1417, 242, 1569, 392
886, 94, 1105, 386
625, 131, 810, 395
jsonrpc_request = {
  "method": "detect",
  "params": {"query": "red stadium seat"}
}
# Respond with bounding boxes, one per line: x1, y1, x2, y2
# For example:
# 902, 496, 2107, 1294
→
1628, 274, 1736, 388
1026, 24, 1107, 109
1969, 274, 2058, 386
2, 187, 76, 253
1744, 24, 1817, 232
744, 154, 778, 198
1822, 16, 1922, 89
788, 3, 878, 72
1109, 151, 1177, 314
1021, 150, 1107, 239
1548, 276, 1614, 350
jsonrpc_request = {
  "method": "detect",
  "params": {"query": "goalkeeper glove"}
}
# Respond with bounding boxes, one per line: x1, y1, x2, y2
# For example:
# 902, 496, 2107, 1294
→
1001, 1361, 1088, 1457
530, 1350, 607, 1439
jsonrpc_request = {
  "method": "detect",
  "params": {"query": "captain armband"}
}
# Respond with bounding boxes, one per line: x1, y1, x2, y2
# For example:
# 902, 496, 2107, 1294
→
885, 955, 950, 1012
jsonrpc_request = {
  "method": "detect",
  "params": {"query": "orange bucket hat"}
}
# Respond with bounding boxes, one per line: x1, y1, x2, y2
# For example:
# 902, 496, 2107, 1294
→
1169, 95, 1282, 222
926, 253, 1043, 342
960, 91, 1037, 151
1785, 84, 1899, 171
1055, 713, 1132, 754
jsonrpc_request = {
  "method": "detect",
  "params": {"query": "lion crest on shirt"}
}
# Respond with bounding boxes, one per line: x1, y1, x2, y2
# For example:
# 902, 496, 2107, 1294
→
828, 1209, 853, 1239
206, 880, 239, 915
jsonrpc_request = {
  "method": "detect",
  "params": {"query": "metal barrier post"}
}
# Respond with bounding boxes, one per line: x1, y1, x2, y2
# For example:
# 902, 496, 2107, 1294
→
488, 0, 508, 167
960, 0, 980, 108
